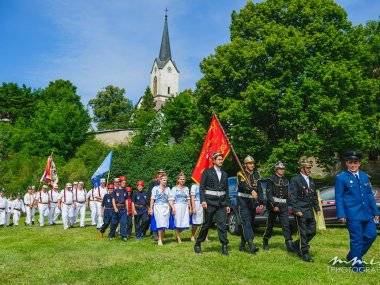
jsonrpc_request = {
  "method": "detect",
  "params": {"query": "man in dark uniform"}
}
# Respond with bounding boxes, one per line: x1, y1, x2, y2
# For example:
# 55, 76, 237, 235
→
289, 159, 320, 262
335, 150, 379, 272
236, 155, 263, 254
119, 176, 133, 238
194, 152, 230, 256
147, 170, 165, 241
98, 183, 115, 237
110, 177, 129, 242
133, 180, 149, 239
263, 161, 294, 252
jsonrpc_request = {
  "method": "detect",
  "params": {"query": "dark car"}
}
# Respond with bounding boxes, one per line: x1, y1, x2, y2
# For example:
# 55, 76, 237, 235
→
320, 185, 380, 226
227, 176, 297, 235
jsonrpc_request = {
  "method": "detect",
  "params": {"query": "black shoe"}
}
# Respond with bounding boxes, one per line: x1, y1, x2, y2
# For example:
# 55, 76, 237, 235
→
248, 242, 259, 254
32, 221, 35, 225
194, 244, 202, 254
239, 241, 246, 252
263, 239, 269, 251
301, 253, 313, 262
221, 245, 229, 256
285, 240, 296, 253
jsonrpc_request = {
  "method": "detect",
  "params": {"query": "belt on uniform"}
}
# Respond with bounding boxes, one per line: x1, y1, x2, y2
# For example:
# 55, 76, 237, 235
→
205, 190, 226, 197
14, 208, 21, 211
76, 201, 85, 204
104, 207, 113, 210
63, 203, 72, 205
0, 208, 5, 210
238, 192, 254, 199
116, 203, 126, 208
38, 202, 48, 204
273, 197, 287, 203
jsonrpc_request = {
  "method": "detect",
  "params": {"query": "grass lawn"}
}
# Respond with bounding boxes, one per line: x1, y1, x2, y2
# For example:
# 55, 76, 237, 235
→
0, 218, 379, 285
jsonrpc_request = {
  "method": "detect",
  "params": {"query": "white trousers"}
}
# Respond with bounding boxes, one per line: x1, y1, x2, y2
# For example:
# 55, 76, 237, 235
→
89, 201, 103, 228
25, 206, 33, 225
0, 209, 6, 225
61, 204, 75, 230
38, 204, 49, 226
13, 210, 21, 225
48, 203, 60, 225
31, 207, 36, 222
5, 211, 12, 225
74, 203, 86, 227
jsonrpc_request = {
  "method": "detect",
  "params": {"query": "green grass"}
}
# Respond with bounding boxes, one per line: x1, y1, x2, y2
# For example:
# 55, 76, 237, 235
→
0, 219, 379, 285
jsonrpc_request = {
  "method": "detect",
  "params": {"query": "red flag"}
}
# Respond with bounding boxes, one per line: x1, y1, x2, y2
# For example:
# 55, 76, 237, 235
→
40, 156, 58, 185
191, 114, 231, 184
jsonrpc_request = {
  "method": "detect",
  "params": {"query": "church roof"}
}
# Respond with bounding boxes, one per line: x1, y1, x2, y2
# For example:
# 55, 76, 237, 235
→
159, 13, 171, 62
151, 12, 180, 73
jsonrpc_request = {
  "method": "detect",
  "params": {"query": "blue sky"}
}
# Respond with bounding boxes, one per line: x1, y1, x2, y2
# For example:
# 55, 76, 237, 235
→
1, 0, 379, 105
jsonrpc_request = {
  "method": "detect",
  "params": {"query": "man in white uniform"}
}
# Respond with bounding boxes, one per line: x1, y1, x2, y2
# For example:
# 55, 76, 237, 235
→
31, 186, 37, 225
12, 193, 25, 226
87, 178, 107, 229
5, 194, 14, 226
58, 183, 75, 230
24, 187, 34, 226
37, 185, 50, 226
0, 189, 8, 226
74, 181, 87, 227
48, 183, 60, 225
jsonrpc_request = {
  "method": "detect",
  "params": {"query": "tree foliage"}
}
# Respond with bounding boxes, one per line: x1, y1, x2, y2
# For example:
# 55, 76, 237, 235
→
89, 85, 134, 130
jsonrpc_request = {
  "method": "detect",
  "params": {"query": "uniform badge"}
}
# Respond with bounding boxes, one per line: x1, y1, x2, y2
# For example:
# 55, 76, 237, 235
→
116, 193, 120, 197
350, 180, 353, 183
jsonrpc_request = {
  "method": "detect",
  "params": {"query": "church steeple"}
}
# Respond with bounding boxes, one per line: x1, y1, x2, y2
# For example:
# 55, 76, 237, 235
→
159, 9, 172, 62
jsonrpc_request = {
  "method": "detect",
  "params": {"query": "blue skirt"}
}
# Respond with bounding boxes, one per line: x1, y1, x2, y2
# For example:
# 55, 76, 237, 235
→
150, 213, 175, 231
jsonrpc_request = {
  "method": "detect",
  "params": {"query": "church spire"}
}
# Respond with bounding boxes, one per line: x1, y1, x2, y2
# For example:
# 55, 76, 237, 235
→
158, 9, 172, 62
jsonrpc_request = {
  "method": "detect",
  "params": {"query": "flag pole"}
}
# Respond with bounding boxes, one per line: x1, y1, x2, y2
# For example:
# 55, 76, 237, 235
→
106, 170, 110, 187
213, 113, 253, 189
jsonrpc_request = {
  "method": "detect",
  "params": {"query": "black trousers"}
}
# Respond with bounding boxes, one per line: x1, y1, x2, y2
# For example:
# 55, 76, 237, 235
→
263, 204, 292, 241
238, 197, 257, 243
196, 204, 228, 246
294, 212, 316, 254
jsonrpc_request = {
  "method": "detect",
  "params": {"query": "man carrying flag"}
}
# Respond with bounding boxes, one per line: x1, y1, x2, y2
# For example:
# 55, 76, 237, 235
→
40, 155, 59, 186
89, 151, 113, 229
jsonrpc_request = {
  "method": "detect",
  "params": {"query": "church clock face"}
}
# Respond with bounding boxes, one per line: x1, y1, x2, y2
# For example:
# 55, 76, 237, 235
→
167, 66, 172, 73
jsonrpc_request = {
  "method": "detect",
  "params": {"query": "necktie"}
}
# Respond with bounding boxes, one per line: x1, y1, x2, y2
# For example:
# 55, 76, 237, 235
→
354, 174, 360, 184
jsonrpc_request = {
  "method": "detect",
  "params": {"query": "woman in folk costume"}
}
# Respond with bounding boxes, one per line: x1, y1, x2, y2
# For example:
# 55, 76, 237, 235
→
149, 174, 174, 246
190, 183, 204, 242
171, 172, 191, 243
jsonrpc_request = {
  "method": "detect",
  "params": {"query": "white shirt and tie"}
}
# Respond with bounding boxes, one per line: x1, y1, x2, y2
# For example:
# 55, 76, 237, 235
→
214, 166, 222, 182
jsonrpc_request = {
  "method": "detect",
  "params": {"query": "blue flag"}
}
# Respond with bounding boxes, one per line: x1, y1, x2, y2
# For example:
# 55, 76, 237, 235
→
91, 151, 113, 187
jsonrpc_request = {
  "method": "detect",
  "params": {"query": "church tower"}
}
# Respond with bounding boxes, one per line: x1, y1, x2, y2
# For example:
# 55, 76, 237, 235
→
150, 11, 180, 110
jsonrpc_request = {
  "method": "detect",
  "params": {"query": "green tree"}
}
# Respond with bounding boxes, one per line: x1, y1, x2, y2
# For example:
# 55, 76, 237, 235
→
89, 85, 134, 130
196, 0, 380, 173
140, 87, 155, 111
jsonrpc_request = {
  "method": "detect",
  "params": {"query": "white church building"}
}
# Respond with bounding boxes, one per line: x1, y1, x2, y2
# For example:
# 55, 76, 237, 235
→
138, 12, 180, 110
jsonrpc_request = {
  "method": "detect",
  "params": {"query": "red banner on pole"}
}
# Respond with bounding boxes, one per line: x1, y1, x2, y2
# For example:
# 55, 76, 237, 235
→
191, 114, 230, 184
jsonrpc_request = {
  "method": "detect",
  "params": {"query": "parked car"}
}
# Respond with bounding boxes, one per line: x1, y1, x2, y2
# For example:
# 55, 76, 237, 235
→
227, 176, 297, 235
319, 185, 380, 227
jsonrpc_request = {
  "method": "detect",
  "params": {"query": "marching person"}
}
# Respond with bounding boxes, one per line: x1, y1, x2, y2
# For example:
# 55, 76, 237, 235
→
147, 170, 166, 241
5, 194, 13, 226
24, 186, 34, 226
133, 180, 149, 240
335, 150, 379, 272
289, 159, 320, 262
12, 193, 25, 226
87, 178, 107, 229
37, 185, 50, 227
31, 186, 37, 225
110, 177, 129, 242
263, 162, 294, 252
0, 189, 8, 227
149, 174, 174, 246
48, 183, 60, 225
236, 155, 263, 254
58, 183, 75, 230
194, 152, 230, 255
190, 183, 208, 242
74, 181, 87, 228
170, 172, 191, 243
98, 183, 115, 237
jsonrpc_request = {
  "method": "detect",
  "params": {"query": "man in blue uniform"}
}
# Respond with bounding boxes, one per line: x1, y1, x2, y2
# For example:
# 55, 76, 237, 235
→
98, 183, 115, 238
133, 180, 149, 239
110, 178, 128, 242
335, 150, 379, 272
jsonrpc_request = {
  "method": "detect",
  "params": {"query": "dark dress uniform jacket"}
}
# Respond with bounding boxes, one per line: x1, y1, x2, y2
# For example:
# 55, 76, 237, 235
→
200, 167, 230, 207
289, 174, 320, 217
